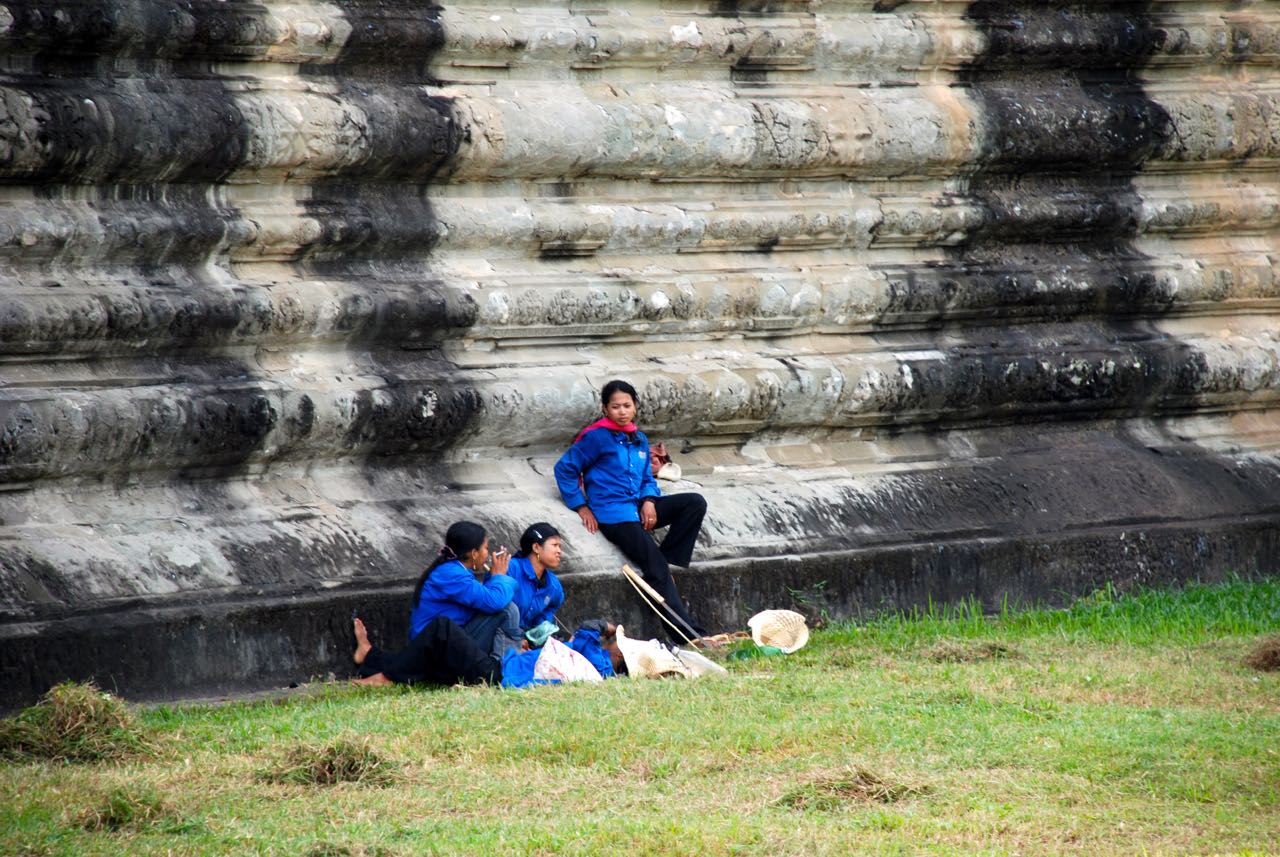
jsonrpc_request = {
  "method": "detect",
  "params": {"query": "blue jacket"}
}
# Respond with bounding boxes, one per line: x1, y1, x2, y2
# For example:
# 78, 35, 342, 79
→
509, 556, 564, 630
409, 559, 517, 639
500, 647, 557, 689
569, 627, 615, 678
554, 426, 661, 525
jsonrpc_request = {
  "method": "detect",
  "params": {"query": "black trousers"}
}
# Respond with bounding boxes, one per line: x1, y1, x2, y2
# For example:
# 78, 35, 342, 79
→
360, 616, 501, 686
598, 492, 708, 639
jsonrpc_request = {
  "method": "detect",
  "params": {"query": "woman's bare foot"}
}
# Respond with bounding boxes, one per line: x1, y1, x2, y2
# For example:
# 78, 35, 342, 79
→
353, 617, 372, 665
353, 672, 392, 687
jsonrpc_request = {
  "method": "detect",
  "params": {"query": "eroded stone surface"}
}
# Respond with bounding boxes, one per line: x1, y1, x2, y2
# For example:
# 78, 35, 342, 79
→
1, 0, 1278, 706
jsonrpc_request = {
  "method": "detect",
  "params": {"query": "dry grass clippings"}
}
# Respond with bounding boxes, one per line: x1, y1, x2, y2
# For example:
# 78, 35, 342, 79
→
1243, 635, 1280, 672
261, 736, 400, 787
306, 845, 399, 857
925, 640, 1020, 663
0, 682, 154, 763
776, 767, 927, 811
76, 784, 192, 832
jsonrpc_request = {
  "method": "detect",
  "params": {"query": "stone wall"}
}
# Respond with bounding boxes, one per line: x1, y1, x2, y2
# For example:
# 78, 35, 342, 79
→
2, 0, 1278, 705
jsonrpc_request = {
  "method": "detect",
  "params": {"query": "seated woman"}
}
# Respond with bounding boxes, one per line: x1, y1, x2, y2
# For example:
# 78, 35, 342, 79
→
409, 520, 521, 660
553, 379, 708, 641
508, 523, 566, 636
354, 614, 500, 687
352, 615, 624, 688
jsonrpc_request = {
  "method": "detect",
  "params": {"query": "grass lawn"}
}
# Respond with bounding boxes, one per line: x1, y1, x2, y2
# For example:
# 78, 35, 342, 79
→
2, 578, 1278, 856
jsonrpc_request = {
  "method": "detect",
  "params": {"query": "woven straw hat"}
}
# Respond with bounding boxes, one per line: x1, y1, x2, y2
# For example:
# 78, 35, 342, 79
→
747, 609, 810, 653
615, 625, 691, 679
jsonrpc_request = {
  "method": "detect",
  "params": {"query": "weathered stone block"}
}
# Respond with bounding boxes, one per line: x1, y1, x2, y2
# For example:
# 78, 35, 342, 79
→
1, 0, 1278, 707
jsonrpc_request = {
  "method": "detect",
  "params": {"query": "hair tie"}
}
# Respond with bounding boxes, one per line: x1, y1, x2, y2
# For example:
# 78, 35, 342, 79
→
440, 545, 457, 560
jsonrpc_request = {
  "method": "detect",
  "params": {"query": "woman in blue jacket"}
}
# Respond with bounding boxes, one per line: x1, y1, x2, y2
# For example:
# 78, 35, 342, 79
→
553, 379, 708, 639
508, 523, 566, 634
408, 520, 521, 660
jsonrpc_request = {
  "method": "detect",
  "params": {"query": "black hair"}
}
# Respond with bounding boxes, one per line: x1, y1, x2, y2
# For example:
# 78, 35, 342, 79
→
600, 379, 639, 408
516, 522, 560, 558
411, 520, 487, 609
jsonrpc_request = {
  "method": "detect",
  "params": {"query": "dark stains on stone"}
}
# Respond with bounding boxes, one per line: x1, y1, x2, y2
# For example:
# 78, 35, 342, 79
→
0, 553, 77, 610
0, 4, 278, 490
0, 277, 480, 357
873, 2, 1195, 420
957, 2, 1172, 247
883, 334, 1206, 421
288, 394, 317, 438
806, 427, 1280, 547
295, 5, 462, 271
0, 582, 413, 710
545, 181, 576, 198
10, 186, 242, 270
303, 0, 447, 72
0, 1, 272, 184
730, 65, 770, 84
709, 0, 802, 20
296, 2, 485, 458
0, 79, 253, 184
173, 391, 279, 476
341, 380, 485, 458
964, 5, 1169, 72
1, 1, 278, 62
879, 255, 1177, 325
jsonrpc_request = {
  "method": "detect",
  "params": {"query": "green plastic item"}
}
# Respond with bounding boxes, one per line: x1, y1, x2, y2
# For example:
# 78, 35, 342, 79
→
524, 620, 558, 647
728, 644, 785, 661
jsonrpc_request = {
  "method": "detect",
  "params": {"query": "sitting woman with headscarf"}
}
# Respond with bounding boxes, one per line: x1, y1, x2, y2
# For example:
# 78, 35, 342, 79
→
553, 379, 709, 641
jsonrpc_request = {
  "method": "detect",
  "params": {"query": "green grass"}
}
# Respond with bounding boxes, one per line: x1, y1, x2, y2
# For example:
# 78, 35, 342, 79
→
2, 577, 1278, 856
840, 575, 1280, 648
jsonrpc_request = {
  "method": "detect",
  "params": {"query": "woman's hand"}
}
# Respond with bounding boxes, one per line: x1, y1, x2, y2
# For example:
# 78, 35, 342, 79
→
577, 506, 598, 534
490, 547, 511, 575
640, 500, 657, 531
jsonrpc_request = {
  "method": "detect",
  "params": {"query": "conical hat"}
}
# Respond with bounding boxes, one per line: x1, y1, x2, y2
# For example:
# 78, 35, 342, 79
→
747, 609, 810, 653
615, 625, 690, 679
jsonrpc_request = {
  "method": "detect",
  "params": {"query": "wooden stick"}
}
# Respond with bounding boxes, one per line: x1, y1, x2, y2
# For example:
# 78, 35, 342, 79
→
620, 564, 699, 646
622, 564, 667, 604
620, 566, 695, 647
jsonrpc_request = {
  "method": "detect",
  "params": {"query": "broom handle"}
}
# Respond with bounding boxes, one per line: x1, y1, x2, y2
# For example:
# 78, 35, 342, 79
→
622, 564, 666, 604
620, 567, 696, 648
621, 564, 699, 646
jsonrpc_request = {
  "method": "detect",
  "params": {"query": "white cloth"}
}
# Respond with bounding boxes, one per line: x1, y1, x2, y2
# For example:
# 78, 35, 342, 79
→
533, 637, 605, 683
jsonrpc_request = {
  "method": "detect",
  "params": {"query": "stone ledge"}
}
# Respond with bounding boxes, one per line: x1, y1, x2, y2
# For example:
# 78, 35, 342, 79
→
2, 516, 1275, 712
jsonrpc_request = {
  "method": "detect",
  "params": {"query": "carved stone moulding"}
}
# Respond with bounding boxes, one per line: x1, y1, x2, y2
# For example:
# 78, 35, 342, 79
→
1, 0, 1279, 706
